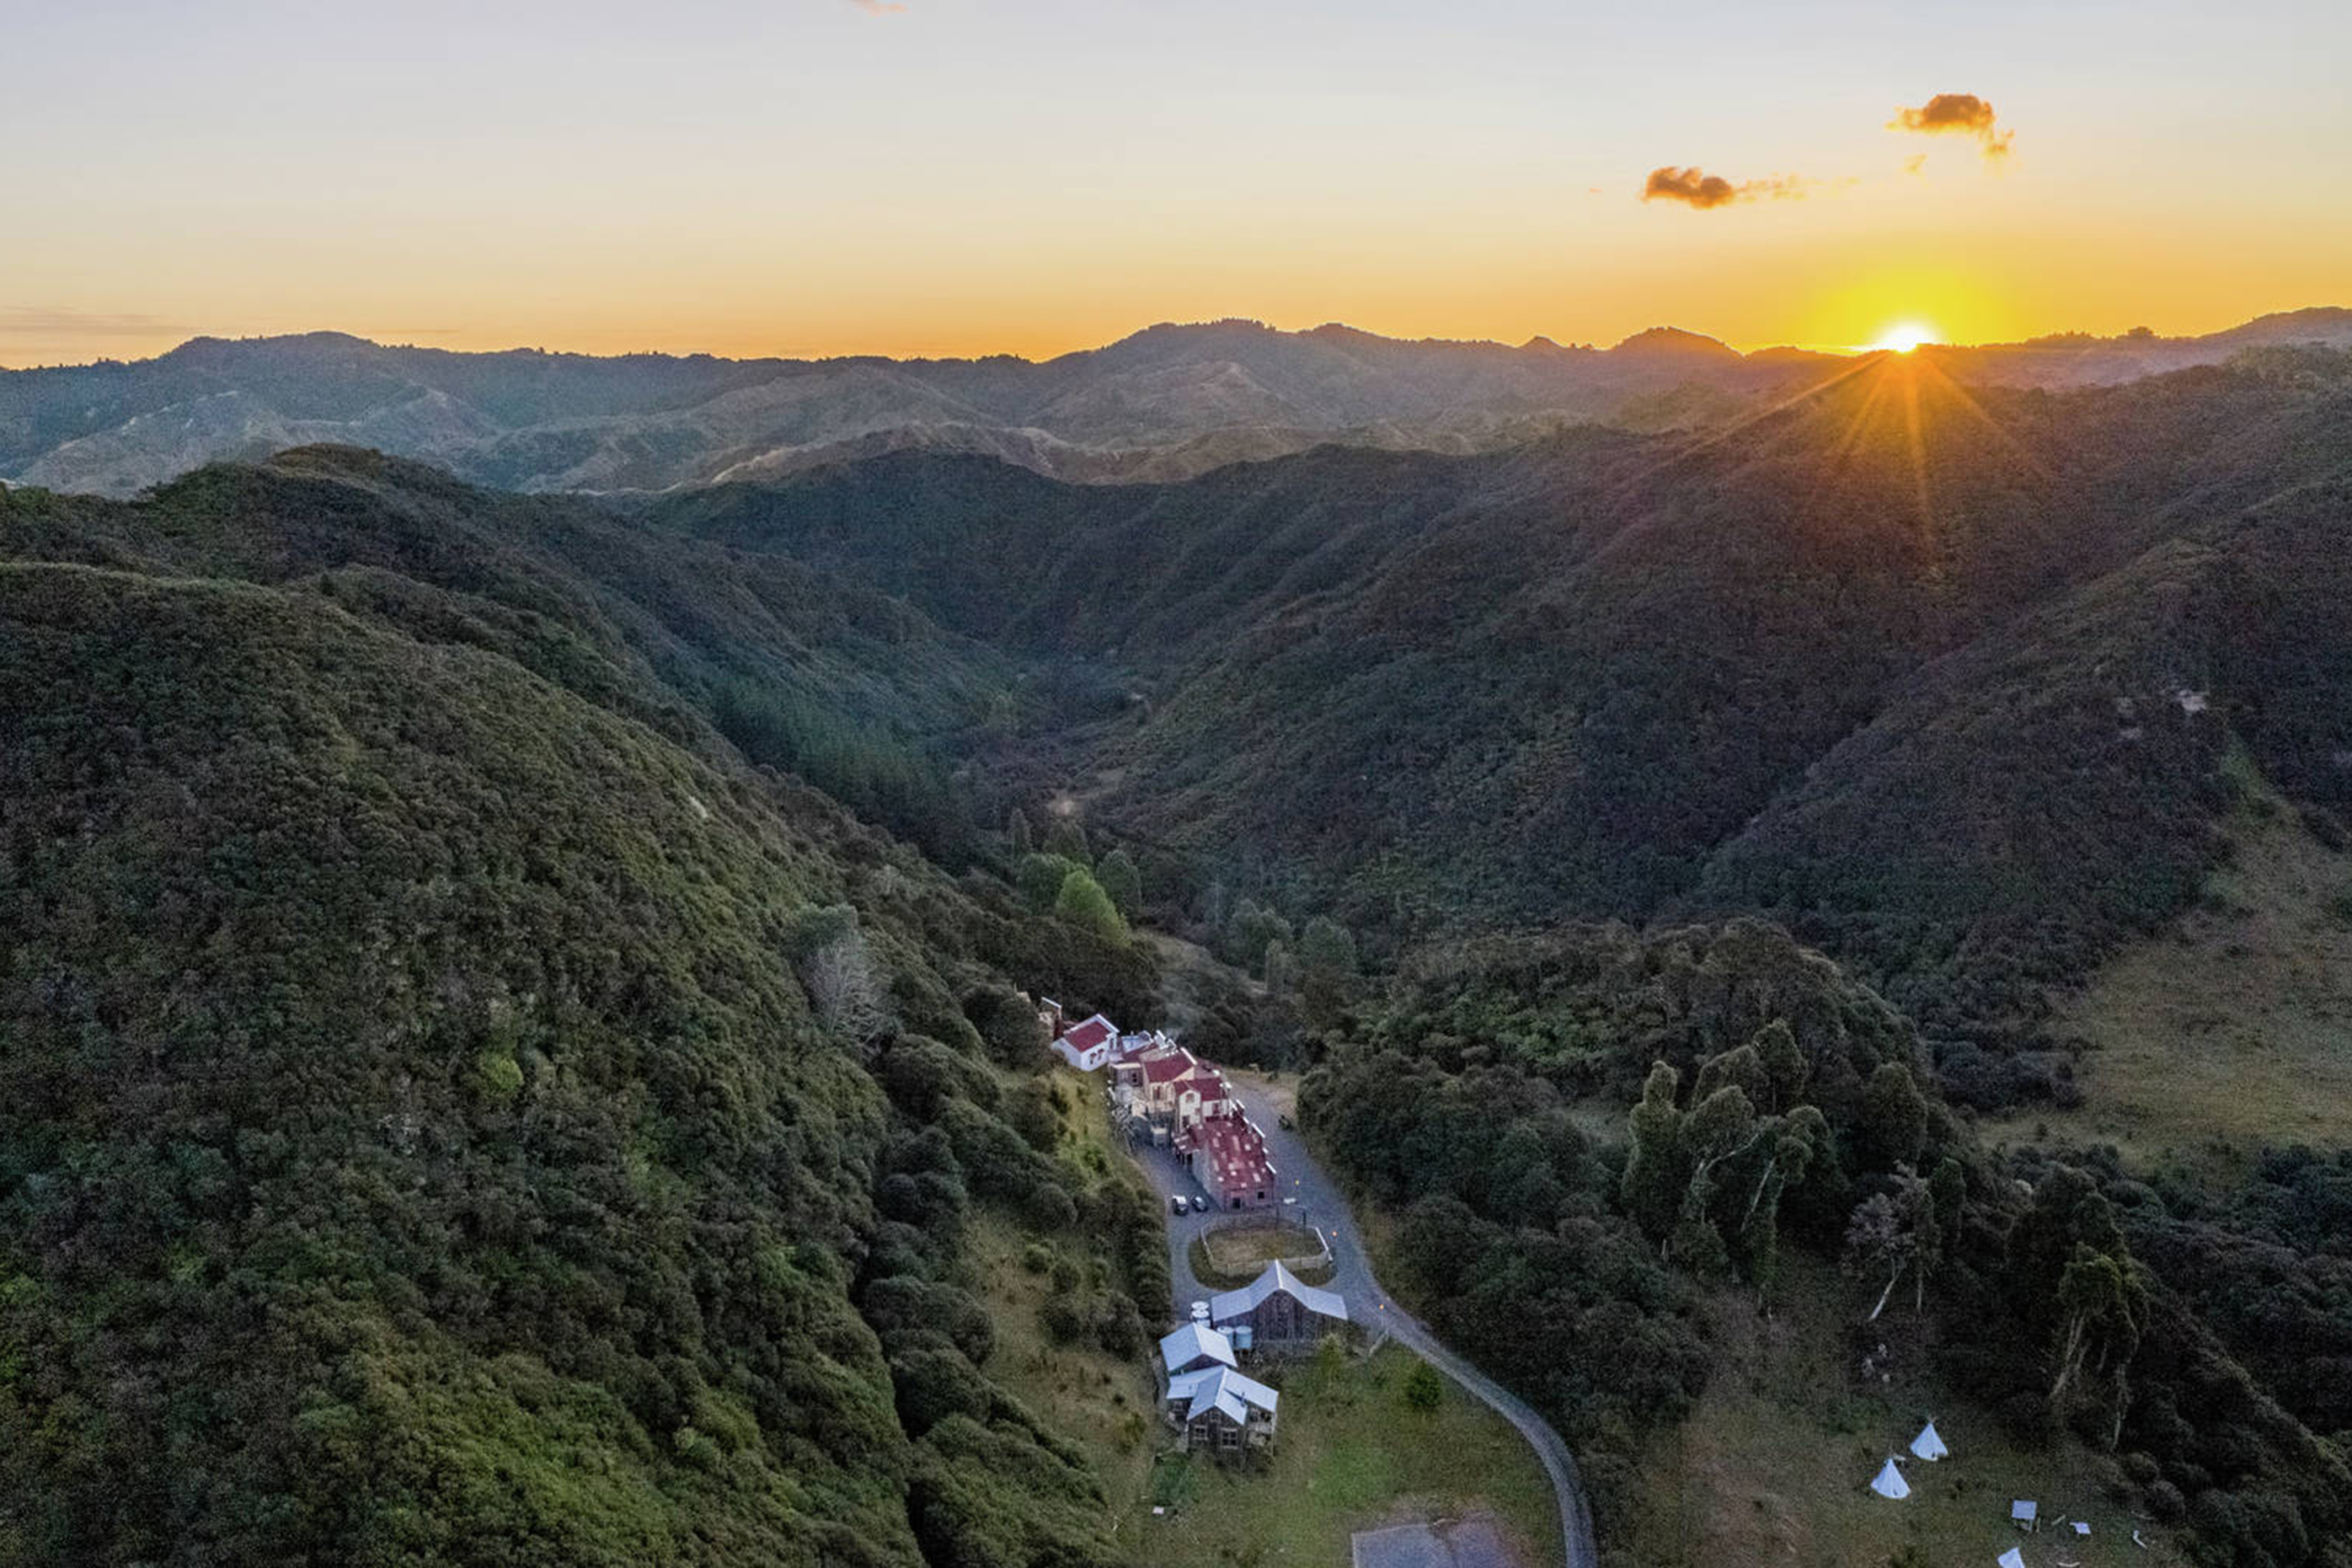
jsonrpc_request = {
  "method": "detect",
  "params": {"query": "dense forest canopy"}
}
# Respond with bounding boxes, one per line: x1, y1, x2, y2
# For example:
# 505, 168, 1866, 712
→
0, 461, 1159, 1565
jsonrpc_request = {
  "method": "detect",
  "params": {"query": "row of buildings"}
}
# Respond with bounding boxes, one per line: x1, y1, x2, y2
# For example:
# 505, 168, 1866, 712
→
1153, 1263, 1352, 1453
1038, 998, 1279, 1211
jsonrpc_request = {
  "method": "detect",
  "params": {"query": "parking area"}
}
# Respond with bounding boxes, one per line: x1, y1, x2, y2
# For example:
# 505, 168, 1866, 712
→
1351, 1517, 1516, 1568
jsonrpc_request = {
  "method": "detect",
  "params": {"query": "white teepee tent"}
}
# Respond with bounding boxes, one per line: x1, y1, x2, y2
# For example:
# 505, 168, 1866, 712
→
1997, 1549, 2026, 1568
1869, 1457, 1910, 1500
1910, 1419, 1949, 1461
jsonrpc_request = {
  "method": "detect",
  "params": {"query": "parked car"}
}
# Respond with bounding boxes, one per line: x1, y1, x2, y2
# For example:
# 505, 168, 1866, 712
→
1169, 1194, 1185, 1215
1192, 1195, 1210, 1213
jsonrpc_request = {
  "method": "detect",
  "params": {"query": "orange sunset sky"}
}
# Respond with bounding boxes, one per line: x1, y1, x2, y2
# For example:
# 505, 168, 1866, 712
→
5, 0, 2348, 368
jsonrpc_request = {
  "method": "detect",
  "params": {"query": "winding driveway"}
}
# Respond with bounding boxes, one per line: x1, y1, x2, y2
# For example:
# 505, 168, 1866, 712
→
1117, 1071, 1600, 1568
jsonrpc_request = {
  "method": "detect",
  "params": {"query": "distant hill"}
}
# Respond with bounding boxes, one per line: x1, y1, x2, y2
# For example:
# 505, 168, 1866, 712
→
9, 309, 2344, 497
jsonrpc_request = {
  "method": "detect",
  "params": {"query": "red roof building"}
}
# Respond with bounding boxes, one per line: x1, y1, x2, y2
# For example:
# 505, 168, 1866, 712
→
1183, 1110, 1277, 1210
1051, 1013, 1118, 1071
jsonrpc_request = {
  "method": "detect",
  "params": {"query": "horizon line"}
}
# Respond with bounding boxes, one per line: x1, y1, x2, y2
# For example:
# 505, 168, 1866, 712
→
3, 304, 2346, 374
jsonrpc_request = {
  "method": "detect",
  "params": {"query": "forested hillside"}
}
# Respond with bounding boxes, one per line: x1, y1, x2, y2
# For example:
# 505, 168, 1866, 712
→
0, 458, 1164, 1565
665, 348, 2352, 1100
1302, 924, 2352, 1565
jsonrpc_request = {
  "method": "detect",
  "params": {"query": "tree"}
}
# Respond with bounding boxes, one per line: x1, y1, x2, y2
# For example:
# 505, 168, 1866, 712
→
1299, 916, 1358, 977
1860, 1062, 1928, 1171
1622, 1063, 1690, 1245
1053, 868, 1128, 944
1096, 848, 1142, 917
1017, 852, 1081, 911
1752, 1020, 1809, 1111
970, 987, 1050, 1070
1928, 1156, 1966, 1242
1006, 807, 1034, 855
1041, 815, 1091, 863
1222, 898, 1292, 976
788, 905, 892, 1042
1401, 1359, 1444, 1412
2049, 1245, 2146, 1416
1842, 1168, 1941, 1320
1262, 939, 1298, 994
1693, 1044, 1768, 1108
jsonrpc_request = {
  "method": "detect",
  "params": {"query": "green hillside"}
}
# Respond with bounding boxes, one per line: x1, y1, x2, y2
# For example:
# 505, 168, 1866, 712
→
0, 465, 1159, 1566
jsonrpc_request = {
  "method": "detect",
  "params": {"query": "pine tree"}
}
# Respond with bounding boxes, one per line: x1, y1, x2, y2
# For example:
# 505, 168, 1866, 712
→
1006, 807, 1034, 855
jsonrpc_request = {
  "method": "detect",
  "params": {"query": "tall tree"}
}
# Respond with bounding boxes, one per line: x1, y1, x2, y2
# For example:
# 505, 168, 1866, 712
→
1053, 868, 1128, 944
1096, 848, 1142, 917
1623, 1063, 1691, 1245
1860, 1062, 1929, 1171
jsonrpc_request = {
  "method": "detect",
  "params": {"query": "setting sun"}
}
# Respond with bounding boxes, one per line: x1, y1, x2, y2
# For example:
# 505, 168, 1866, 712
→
1867, 321, 1939, 354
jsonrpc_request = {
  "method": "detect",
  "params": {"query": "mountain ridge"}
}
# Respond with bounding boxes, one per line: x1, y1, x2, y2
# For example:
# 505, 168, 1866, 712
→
10, 309, 2347, 498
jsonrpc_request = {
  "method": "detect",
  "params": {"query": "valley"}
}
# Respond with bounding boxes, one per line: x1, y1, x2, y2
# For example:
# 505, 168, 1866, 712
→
6, 339, 2352, 1568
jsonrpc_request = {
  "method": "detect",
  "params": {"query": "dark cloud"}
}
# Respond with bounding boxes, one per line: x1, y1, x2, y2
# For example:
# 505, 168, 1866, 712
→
1889, 94, 2013, 158
1642, 166, 1813, 209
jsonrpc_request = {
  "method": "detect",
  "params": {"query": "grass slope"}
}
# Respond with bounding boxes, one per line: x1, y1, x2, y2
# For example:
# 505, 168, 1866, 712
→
1984, 787, 2352, 1168
1624, 1258, 2189, 1568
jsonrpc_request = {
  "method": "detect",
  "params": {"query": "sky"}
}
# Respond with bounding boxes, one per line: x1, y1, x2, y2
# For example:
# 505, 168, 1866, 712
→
4, 0, 2348, 367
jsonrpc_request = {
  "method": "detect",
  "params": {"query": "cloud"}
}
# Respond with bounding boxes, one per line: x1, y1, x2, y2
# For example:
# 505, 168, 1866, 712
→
1641, 166, 1814, 209
1903, 152, 1928, 176
0, 307, 180, 340
847, 0, 906, 12
1889, 93, 2013, 158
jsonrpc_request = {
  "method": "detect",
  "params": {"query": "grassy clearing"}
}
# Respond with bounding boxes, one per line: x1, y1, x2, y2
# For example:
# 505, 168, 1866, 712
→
1120, 1341, 1560, 1568
1188, 1235, 1337, 1292
1202, 1222, 1328, 1274
1981, 801, 2352, 1170
1623, 1255, 2188, 1568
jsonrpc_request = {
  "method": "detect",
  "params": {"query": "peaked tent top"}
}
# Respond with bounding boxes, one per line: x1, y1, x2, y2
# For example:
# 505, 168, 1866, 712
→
1869, 1458, 1909, 1500
1997, 1550, 2026, 1568
1910, 1420, 1949, 1461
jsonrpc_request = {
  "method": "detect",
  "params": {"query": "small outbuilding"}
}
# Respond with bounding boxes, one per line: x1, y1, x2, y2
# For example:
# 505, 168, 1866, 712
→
1158, 1321, 1237, 1379
1869, 1458, 1910, 1500
1051, 1013, 1119, 1072
1910, 1420, 1948, 1461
